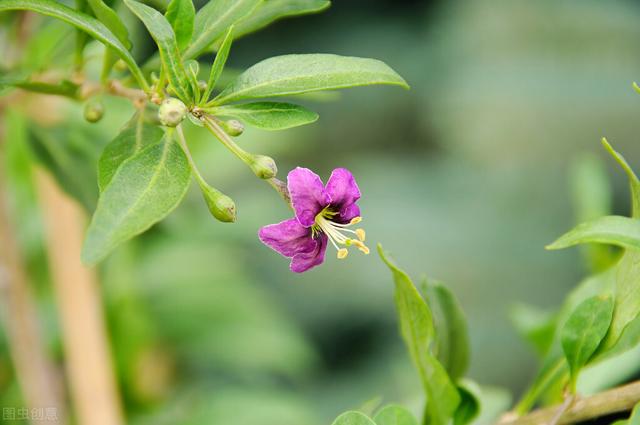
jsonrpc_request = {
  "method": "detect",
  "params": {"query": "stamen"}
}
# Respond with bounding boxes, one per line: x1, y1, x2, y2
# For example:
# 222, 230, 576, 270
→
314, 212, 370, 259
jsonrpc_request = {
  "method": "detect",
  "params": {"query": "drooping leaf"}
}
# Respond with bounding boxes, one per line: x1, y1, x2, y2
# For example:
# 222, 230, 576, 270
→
213, 54, 409, 104
597, 141, 640, 353
546, 216, 640, 252
561, 295, 614, 390
230, 0, 330, 41
373, 405, 418, 425
82, 132, 191, 265
422, 279, 470, 381
0, 76, 81, 99
509, 303, 557, 357
185, 0, 260, 59
210, 102, 318, 130
124, 0, 191, 102
86, 0, 131, 48
201, 25, 233, 103
570, 153, 615, 272
0, 0, 148, 91
453, 381, 481, 425
331, 411, 377, 425
378, 245, 460, 425
28, 123, 106, 211
98, 111, 164, 191
165, 0, 194, 50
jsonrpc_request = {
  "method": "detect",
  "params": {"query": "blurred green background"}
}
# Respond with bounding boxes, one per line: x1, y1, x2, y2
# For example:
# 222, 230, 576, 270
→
4, 0, 640, 423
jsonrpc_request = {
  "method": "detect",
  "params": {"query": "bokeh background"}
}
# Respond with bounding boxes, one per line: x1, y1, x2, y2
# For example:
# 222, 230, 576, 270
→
3, 0, 640, 423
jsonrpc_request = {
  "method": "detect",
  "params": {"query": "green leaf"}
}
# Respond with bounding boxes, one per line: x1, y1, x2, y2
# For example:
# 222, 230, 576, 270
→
0, 76, 81, 99
0, 0, 148, 91
378, 245, 460, 425
331, 411, 377, 425
561, 295, 614, 390
124, 0, 191, 103
201, 25, 233, 103
185, 0, 260, 59
454, 381, 481, 425
570, 153, 615, 272
82, 131, 191, 265
165, 0, 194, 50
422, 279, 470, 381
213, 54, 409, 104
86, 0, 131, 48
373, 405, 418, 425
509, 303, 557, 357
546, 216, 640, 252
98, 111, 164, 191
210, 102, 318, 130
29, 124, 105, 211
601, 138, 640, 218
230, 0, 330, 41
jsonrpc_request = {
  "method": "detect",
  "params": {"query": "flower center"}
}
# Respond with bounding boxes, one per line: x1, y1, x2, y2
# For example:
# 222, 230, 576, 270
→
313, 208, 370, 259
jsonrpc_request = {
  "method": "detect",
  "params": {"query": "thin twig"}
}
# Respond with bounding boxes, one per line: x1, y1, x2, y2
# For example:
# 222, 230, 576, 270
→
500, 381, 640, 425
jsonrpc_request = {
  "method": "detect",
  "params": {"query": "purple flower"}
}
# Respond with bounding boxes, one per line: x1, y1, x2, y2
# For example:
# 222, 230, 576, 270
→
259, 167, 369, 273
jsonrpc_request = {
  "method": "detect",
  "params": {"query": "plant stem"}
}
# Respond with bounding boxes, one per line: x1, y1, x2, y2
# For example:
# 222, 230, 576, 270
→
0, 113, 65, 424
36, 170, 124, 425
500, 381, 640, 425
202, 115, 252, 162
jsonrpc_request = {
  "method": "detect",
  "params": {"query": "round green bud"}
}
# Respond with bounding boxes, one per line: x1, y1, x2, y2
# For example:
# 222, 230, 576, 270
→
114, 59, 128, 72
201, 185, 236, 223
220, 119, 244, 137
159, 98, 188, 127
83, 99, 105, 123
249, 154, 277, 179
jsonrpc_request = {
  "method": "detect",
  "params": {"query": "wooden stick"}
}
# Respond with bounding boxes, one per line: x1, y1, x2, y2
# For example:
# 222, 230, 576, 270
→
500, 381, 640, 425
36, 170, 124, 425
0, 116, 65, 423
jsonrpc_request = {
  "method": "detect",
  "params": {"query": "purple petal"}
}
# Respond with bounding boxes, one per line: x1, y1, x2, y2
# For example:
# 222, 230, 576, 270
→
325, 168, 361, 223
258, 218, 315, 257
290, 233, 327, 273
288, 167, 330, 227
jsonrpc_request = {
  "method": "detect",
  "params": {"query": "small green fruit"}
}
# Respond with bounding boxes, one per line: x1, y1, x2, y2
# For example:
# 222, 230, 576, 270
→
249, 155, 277, 179
201, 184, 236, 223
159, 98, 188, 127
83, 99, 105, 123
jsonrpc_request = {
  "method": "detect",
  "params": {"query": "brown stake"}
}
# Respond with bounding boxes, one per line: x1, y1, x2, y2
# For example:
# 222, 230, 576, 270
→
500, 381, 640, 425
36, 170, 124, 425
0, 116, 65, 424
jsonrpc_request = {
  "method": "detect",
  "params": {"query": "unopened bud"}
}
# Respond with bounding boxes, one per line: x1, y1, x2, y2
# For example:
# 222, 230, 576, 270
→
84, 99, 104, 123
158, 97, 188, 127
219, 119, 244, 136
200, 184, 236, 223
114, 59, 128, 72
198, 80, 207, 92
249, 154, 277, 179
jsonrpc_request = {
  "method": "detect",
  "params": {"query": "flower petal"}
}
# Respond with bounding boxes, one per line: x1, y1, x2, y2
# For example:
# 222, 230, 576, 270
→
337, 203, 360, 224
290, 233, 327, 273
325, 168, 361, 223
258, 218, 315, 257
288, 167, 330, 227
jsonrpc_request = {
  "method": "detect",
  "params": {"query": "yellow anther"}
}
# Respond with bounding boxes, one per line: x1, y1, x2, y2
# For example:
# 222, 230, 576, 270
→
359, 246, 370, 255
355, 228, 366, 242
337, 248, 349, 259
349, 216, 362, 225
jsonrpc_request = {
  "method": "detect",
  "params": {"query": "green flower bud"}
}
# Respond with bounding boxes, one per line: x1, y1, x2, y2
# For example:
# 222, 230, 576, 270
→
83, 99, 105, 123
249, 154, 277, 179
159, 98, 188, 127
200, 184, 236, 223
114, 59, 128, 72
219, 119, 244, 137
